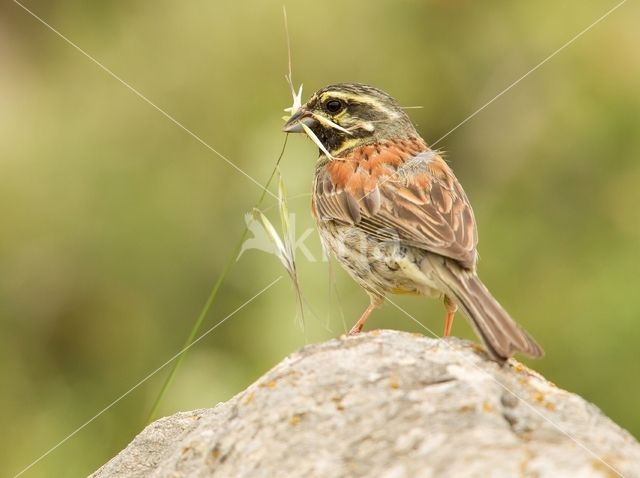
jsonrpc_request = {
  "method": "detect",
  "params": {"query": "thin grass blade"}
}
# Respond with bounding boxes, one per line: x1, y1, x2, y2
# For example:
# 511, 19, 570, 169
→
301, 122, 335, 160
276, 174, 305, 325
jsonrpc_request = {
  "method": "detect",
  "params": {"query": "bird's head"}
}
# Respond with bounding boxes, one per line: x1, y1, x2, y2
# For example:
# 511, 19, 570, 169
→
283, 83, 418, 157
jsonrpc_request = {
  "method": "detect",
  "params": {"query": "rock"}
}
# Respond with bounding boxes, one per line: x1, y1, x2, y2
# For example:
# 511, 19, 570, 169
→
91, 330, 640, 478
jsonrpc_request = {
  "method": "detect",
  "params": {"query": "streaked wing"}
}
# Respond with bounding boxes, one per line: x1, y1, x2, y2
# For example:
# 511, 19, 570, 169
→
313, 142, 478, 269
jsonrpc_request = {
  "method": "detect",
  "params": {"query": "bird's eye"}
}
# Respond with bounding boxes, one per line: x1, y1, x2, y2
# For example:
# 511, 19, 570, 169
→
325, 99, 344, 113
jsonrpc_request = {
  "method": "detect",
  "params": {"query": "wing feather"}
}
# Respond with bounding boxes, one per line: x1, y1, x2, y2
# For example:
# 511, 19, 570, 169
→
313, 145, 478, 269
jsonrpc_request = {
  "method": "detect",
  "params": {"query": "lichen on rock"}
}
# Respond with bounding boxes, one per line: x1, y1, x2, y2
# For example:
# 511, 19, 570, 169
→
91, 330, 640, 478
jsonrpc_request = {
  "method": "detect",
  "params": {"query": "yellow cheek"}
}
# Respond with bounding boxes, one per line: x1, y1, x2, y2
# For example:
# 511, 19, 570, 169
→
332, 138, 362, 155
334, 109, 348, 120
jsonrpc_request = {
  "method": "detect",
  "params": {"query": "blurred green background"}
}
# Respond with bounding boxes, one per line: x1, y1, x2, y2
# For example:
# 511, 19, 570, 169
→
2, 0, 639, 476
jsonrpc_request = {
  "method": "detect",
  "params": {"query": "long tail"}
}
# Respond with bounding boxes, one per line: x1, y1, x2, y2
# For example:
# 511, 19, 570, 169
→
424, 255, 544, 361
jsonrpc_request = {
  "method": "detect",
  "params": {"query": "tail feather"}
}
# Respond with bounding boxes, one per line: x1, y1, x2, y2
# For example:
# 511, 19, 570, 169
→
424, 255, 544, 361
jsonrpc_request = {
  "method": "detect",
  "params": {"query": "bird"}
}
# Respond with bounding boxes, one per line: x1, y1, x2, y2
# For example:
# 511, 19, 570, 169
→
282, 83, 543, 361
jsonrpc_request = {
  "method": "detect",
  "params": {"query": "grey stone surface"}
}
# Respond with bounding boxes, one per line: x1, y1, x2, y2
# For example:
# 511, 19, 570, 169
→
91, 330, 640, 478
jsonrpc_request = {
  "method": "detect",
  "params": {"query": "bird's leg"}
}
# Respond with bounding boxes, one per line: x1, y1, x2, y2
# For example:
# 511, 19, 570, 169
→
348, 296, 382, 336
443, 295, 458, 337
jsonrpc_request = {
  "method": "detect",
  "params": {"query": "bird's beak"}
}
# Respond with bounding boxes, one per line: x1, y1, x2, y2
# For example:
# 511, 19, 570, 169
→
282, 108, 317, 133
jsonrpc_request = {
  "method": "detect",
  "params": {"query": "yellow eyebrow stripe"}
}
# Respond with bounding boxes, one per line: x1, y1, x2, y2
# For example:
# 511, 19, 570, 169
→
318, 91, 400, 119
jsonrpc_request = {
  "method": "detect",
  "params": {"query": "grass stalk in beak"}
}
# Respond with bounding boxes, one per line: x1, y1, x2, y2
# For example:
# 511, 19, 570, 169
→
311, 112, 353, 135
300, 122, 336, 160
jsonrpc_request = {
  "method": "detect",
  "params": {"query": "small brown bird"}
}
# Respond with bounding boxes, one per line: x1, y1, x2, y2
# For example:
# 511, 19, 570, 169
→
283, 83, 543, 361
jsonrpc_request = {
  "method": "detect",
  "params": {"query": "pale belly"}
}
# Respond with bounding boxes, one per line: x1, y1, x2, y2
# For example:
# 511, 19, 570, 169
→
316, 219, 443, 300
